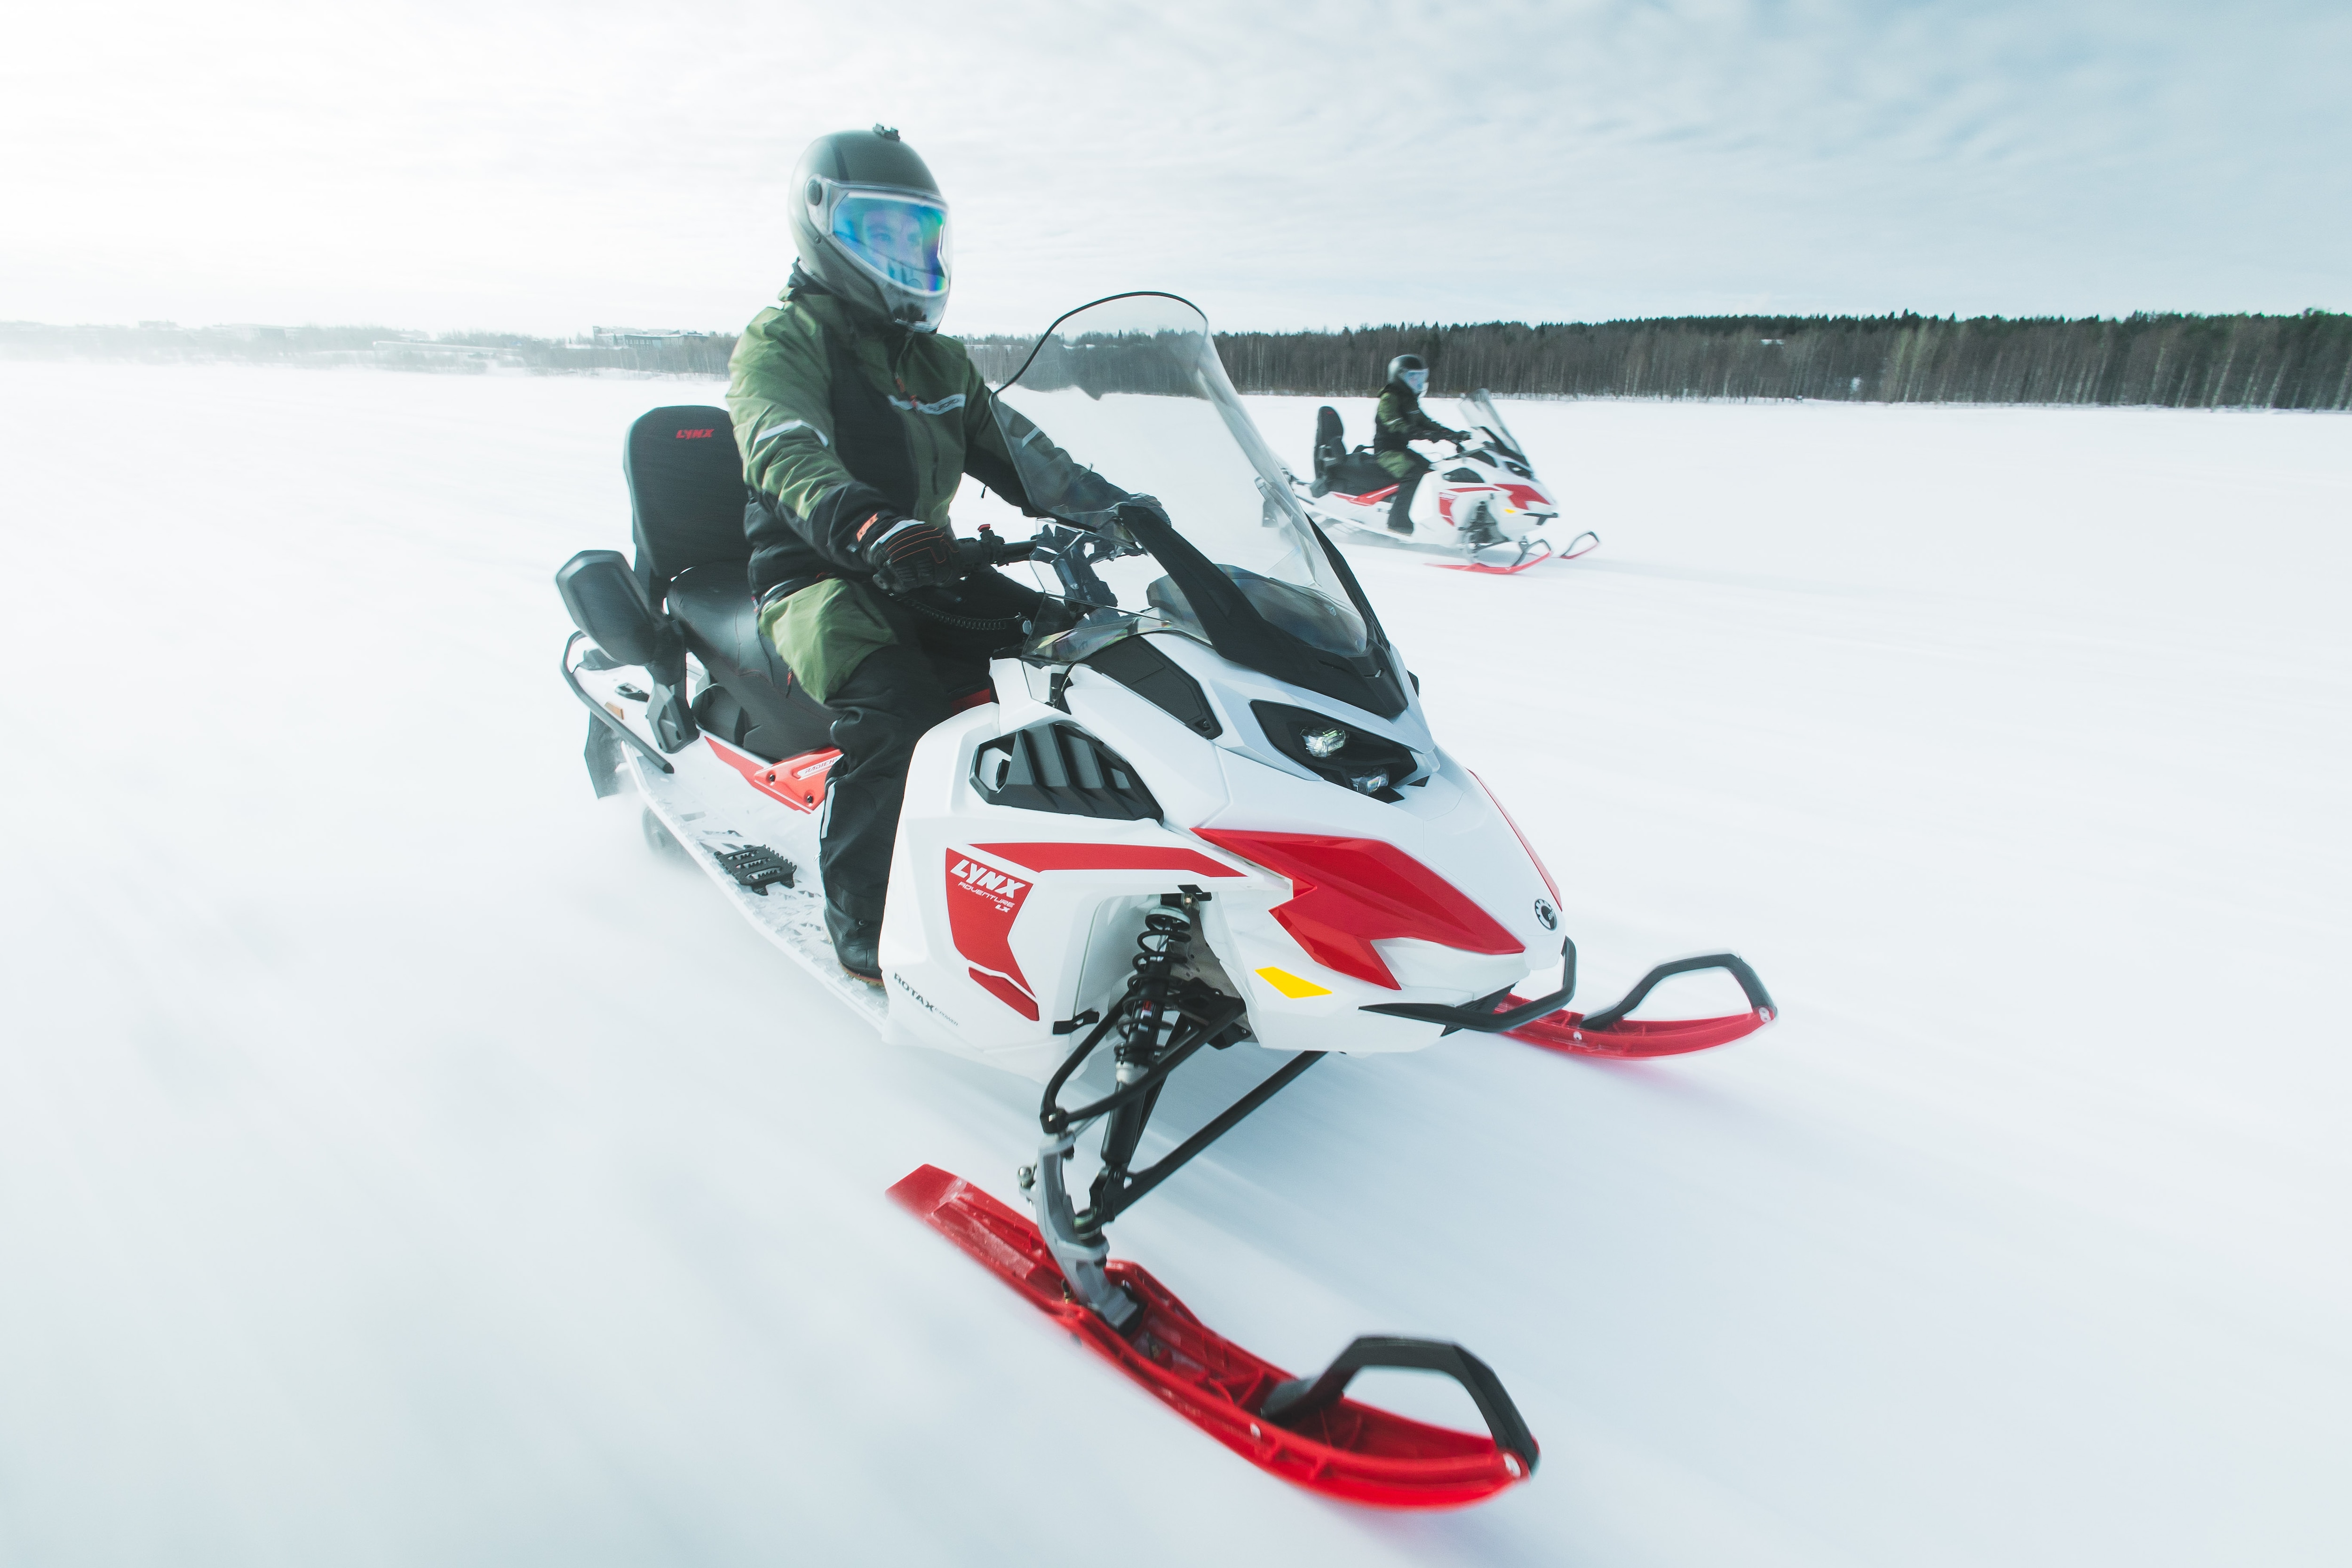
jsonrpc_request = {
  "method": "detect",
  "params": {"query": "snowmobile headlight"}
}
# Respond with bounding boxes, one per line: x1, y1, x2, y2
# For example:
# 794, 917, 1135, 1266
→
1252, 701, 1422, 800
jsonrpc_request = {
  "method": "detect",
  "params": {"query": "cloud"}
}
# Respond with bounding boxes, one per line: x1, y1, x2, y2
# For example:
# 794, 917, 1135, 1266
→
2, 0, 2344, 334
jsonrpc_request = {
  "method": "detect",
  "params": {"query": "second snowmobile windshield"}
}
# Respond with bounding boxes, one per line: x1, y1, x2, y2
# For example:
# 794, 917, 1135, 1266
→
1460, 390, 1524, 458
991, 293, 1380, 670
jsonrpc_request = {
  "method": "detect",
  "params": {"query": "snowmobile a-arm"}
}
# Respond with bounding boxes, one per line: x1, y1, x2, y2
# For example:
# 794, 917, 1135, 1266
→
1034, 950, 1326, 1235
1363, 940, 1779, 1058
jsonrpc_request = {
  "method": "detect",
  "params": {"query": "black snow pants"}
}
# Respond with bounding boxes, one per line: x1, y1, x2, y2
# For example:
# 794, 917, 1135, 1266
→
1385, 454, 1430, 533
815, 570, 1040, 923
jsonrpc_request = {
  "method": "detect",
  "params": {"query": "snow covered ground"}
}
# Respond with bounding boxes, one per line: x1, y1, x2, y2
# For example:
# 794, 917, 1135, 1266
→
2, 360, 2347, 1567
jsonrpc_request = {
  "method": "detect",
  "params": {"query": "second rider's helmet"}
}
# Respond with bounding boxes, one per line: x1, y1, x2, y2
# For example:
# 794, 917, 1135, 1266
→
1388, 354, 1430, 396
789, 125, 952, 333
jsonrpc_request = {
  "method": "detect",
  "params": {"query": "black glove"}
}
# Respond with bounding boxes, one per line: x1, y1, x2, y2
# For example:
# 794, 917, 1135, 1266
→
862, 515, 959, 595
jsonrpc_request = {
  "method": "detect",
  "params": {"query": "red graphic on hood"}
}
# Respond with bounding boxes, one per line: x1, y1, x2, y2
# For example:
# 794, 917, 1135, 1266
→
945, 851, 1039, 1019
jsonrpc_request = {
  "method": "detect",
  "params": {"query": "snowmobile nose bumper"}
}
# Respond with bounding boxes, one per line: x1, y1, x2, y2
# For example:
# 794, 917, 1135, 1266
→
1364, 943, 1778, 1059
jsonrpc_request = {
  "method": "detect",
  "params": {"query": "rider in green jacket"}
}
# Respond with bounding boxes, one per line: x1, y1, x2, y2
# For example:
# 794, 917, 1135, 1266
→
725, 126, 1117, 981
1371, 353, 1469, 535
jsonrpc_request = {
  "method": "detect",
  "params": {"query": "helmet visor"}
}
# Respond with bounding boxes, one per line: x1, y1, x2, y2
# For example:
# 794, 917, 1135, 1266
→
829, 192, 950, 296
1402, 367, 1429, 395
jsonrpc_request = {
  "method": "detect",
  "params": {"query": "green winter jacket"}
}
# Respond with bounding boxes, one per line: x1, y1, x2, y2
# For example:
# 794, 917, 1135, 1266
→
1373, 386, 1464, 475
727, 283, 1029, 594
724, 277, 1116, 699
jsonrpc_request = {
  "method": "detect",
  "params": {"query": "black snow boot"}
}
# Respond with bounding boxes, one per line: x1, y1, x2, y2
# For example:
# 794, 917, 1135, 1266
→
825, 898, 883, 984
1386, 468, 1423, 535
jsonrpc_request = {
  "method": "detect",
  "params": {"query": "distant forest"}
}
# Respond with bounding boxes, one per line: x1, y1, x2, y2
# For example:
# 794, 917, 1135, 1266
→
974, 311, 2352, 411
8, 312, 2348, 409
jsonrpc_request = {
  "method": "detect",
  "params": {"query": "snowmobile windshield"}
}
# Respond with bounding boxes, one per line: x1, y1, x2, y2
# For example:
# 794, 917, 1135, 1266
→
1460, 390, 1524, 459
992, 292, 1408, 718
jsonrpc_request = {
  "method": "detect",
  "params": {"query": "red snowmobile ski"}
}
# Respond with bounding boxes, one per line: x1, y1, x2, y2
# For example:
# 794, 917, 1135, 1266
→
1433, 528, 1602, 576
890, 1166, 1539, 1509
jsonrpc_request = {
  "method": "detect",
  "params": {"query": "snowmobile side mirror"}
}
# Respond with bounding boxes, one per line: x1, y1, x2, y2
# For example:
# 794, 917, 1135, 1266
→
556, 550, 672, 669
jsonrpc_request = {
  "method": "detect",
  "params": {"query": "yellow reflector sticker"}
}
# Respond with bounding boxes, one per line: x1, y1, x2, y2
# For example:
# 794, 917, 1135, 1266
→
1255, 966, 1333, 999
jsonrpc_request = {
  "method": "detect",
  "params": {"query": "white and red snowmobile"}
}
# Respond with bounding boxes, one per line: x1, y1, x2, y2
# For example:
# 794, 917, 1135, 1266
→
1293, 390, 1597, 575
555, 293, 1772, 1509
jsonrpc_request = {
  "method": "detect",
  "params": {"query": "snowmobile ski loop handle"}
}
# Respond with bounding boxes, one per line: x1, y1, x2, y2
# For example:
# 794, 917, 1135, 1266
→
1258, 1336, 1540, 1474
1361, 947, 1776, 1035
1578, 953, 1775, 1033
561, 632, 674, 774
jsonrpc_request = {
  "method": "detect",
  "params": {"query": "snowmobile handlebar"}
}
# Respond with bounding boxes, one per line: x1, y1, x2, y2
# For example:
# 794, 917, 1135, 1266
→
1258, 1336, 1540, 1474
957, 525, 1038, 572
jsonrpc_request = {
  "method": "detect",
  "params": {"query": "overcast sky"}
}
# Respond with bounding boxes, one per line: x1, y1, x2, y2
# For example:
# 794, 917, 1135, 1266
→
4, 0, 2346, 336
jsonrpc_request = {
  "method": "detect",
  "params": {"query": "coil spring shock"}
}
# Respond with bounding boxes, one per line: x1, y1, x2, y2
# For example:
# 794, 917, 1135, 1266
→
1117, 911, 1193, 1069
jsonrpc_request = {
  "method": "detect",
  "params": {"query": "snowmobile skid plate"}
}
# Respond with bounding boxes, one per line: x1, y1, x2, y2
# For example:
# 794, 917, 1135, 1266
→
889, 1165, 1538, 1509
1433, 530, 1600, 576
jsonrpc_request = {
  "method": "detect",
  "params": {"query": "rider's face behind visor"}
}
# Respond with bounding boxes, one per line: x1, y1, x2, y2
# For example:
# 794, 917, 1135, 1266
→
1403, 368, 1429, 396
829, 191, 951, 295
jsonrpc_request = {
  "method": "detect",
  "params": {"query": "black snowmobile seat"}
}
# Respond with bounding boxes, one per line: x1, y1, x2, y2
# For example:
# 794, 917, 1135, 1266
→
668, 561, 834, 760
622, 405, 833, 761
1308, 405, 1391, 498
1321, 450, 1393, 498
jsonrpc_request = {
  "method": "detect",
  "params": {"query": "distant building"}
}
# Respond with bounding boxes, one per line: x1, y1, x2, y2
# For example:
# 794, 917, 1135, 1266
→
591, 326, 720, 349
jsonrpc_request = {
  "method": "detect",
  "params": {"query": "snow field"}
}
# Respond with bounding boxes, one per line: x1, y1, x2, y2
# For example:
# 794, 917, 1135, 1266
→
0, 361, 2346, 1566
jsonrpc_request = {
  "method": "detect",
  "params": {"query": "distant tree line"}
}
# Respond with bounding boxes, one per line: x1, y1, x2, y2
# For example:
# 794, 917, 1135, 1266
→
1205, 311, 2352, 410
10, 312, 2348, 408
971, 311, 2352, 410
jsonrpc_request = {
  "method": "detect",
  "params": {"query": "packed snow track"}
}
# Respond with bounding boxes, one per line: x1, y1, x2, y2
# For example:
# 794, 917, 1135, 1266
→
2, 362, 2346, 1567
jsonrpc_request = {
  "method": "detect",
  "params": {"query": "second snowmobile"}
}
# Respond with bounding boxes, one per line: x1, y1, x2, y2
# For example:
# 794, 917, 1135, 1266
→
1294, 390, 1597, 573
555, 293, 1773, 1507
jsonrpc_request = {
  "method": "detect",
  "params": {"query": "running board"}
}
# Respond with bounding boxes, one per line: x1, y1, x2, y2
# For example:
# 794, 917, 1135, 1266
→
888, 1166, 1538, 1509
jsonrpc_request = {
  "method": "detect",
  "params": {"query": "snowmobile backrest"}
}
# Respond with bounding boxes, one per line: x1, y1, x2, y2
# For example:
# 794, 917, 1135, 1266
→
1313, 405, 1346, 478
623, 406, 752, 597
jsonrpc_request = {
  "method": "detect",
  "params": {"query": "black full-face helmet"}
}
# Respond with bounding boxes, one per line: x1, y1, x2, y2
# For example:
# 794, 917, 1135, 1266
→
789, 125, 951, 333
1388, 353, 1429, 395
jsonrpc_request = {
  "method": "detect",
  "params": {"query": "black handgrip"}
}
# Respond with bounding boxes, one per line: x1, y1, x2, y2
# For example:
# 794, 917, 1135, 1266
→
1257, 1336, 1539, 1474
959, 529, 1040, 573
1579, 953, 1776, 1032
